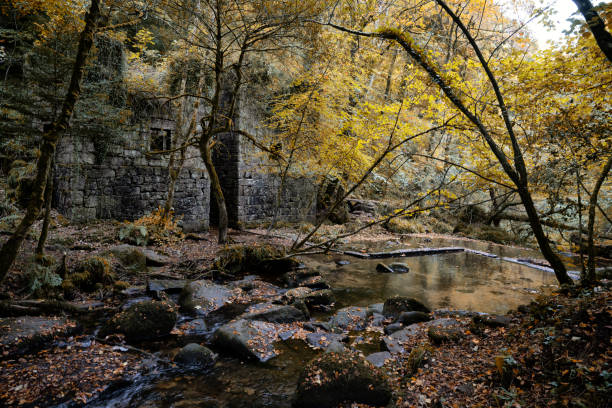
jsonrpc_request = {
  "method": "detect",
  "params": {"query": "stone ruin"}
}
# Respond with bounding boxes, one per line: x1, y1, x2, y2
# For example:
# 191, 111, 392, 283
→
53, 97, 316, 231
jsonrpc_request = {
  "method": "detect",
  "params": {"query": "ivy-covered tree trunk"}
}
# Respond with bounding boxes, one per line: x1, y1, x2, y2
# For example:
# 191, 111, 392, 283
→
36, 160, 54, 255
0, 0, 101, 282
200, 137, 228, 244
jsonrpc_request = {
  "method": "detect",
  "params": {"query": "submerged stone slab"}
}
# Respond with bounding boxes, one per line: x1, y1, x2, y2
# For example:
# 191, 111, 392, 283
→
368, 247, 464, 259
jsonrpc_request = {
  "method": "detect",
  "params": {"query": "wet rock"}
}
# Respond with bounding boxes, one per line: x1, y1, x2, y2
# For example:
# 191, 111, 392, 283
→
0, 316, 79, 357
175, 318, 208, 340
174, 343, 216, 368
306, 332, 347, 349
381, 324, 420, 353
397, 311, 431, 325
382, 296, 430, 318
283, 269, 320, 288
179, 280, 241, 315
473, 314, 512, 328
293, 352, 392, 408
298, 275, 330, 290
366, 351, 392, 368
304, 289, 335, 309
329, 306, 368, 331
212, 319, 279, 362
100, 300, 177, 342
325, 340, 345, 354
389, 263, 410, 273
369, 313, 385, 327
147, 280, 186, 295
303, 321, 331, 332
241, 303, 308, 323
384, 322, 404, 335
376, 263, 394, 273
140, 248, 172, 266
335, 260, 350, 266
367, 303, 384, 316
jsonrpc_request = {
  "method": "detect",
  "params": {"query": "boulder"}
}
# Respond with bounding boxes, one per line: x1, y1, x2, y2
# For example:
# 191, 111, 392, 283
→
140, 248, 172, 266
382, 296, 430, 318
174, 343, 216, 368
369, 313, 386, 327
0, 316, 79, 357
100, 300, 177, 342
213, 244, 299, 276
241, 303, 309, 323
293, 352, 392, 408
180, 280, 241, 315
381, 324, 420, 354
305, 332, 348, 350
212, 319, 279, 362
110, 245, 147, 271
397, 311, 431, 325
366, 351, 392, 368
147, 279, 186, 295
384, 323, 404, 335
428, 326, 464, 344
304, 289, 335, 309
367, 303, 384, 316
328, 306, 368, 331
389, 263, 410, 273
325, 340, 346, 354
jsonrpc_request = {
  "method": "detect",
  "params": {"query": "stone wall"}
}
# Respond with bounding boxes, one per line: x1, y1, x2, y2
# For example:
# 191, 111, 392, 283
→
54, 118, 211, 231
211, 89, 317, 227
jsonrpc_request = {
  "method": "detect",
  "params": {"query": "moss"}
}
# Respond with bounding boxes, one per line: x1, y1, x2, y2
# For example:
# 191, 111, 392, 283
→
213, 244, 298, 276
65, 256, 115, 292
406, 344, 432, 374
100, 300, 177, 342
294, 351, 392, 408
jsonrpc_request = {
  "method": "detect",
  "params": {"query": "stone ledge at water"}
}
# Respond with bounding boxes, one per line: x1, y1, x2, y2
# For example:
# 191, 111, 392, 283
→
213, 319, 279, 362
180, 280, 242, 315
293, 352, 392, 408
241, 303, 309, 323
0, 316, 79, 357
328, 306, 368, 331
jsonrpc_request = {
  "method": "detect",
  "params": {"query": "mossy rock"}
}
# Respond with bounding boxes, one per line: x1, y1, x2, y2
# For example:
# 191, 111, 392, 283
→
406, 344, 432, 374
100, 300, 177, 342
109, 245, 147, 273
213, 244, 299, 276
64, 256, 115, 292
293, 351, 392, 408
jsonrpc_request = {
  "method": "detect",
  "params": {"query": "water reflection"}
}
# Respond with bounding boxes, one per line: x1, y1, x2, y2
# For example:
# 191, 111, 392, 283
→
308, 250, 559, 314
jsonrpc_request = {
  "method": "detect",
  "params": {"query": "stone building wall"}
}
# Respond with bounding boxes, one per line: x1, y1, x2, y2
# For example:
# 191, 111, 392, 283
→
211, 90, 317, 227
54, 117, 211, 231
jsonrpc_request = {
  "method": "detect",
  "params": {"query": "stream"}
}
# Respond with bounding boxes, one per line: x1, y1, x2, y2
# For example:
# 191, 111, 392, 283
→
83, 237, 567, 408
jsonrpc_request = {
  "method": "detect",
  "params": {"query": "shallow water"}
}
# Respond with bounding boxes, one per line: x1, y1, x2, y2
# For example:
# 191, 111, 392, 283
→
88, 237, 563, 408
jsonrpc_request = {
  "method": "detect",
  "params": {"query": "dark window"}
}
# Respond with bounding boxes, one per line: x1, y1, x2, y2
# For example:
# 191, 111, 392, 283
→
151, 128, 172, 151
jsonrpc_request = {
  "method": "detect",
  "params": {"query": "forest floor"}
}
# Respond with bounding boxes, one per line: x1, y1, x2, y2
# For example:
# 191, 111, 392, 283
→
0, 216, 610, 407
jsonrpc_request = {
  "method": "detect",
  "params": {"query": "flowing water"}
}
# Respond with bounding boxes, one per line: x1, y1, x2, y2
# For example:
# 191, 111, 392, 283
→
86, 237, 566, 408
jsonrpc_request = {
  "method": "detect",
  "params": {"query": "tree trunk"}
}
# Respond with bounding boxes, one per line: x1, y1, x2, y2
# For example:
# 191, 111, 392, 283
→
36, 161, 54, 255
0, 0, 100, 282
201, 138, 228, 244
586, 154, 612, 282
516, 185, 573, 285
572, 0, 612, 63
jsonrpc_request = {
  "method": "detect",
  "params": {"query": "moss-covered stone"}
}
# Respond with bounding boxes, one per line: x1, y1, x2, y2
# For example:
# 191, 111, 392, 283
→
293, 352, 392, 408
213, 244, 299, 276
64, 256, 115, 292
100, 300, 177, 342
